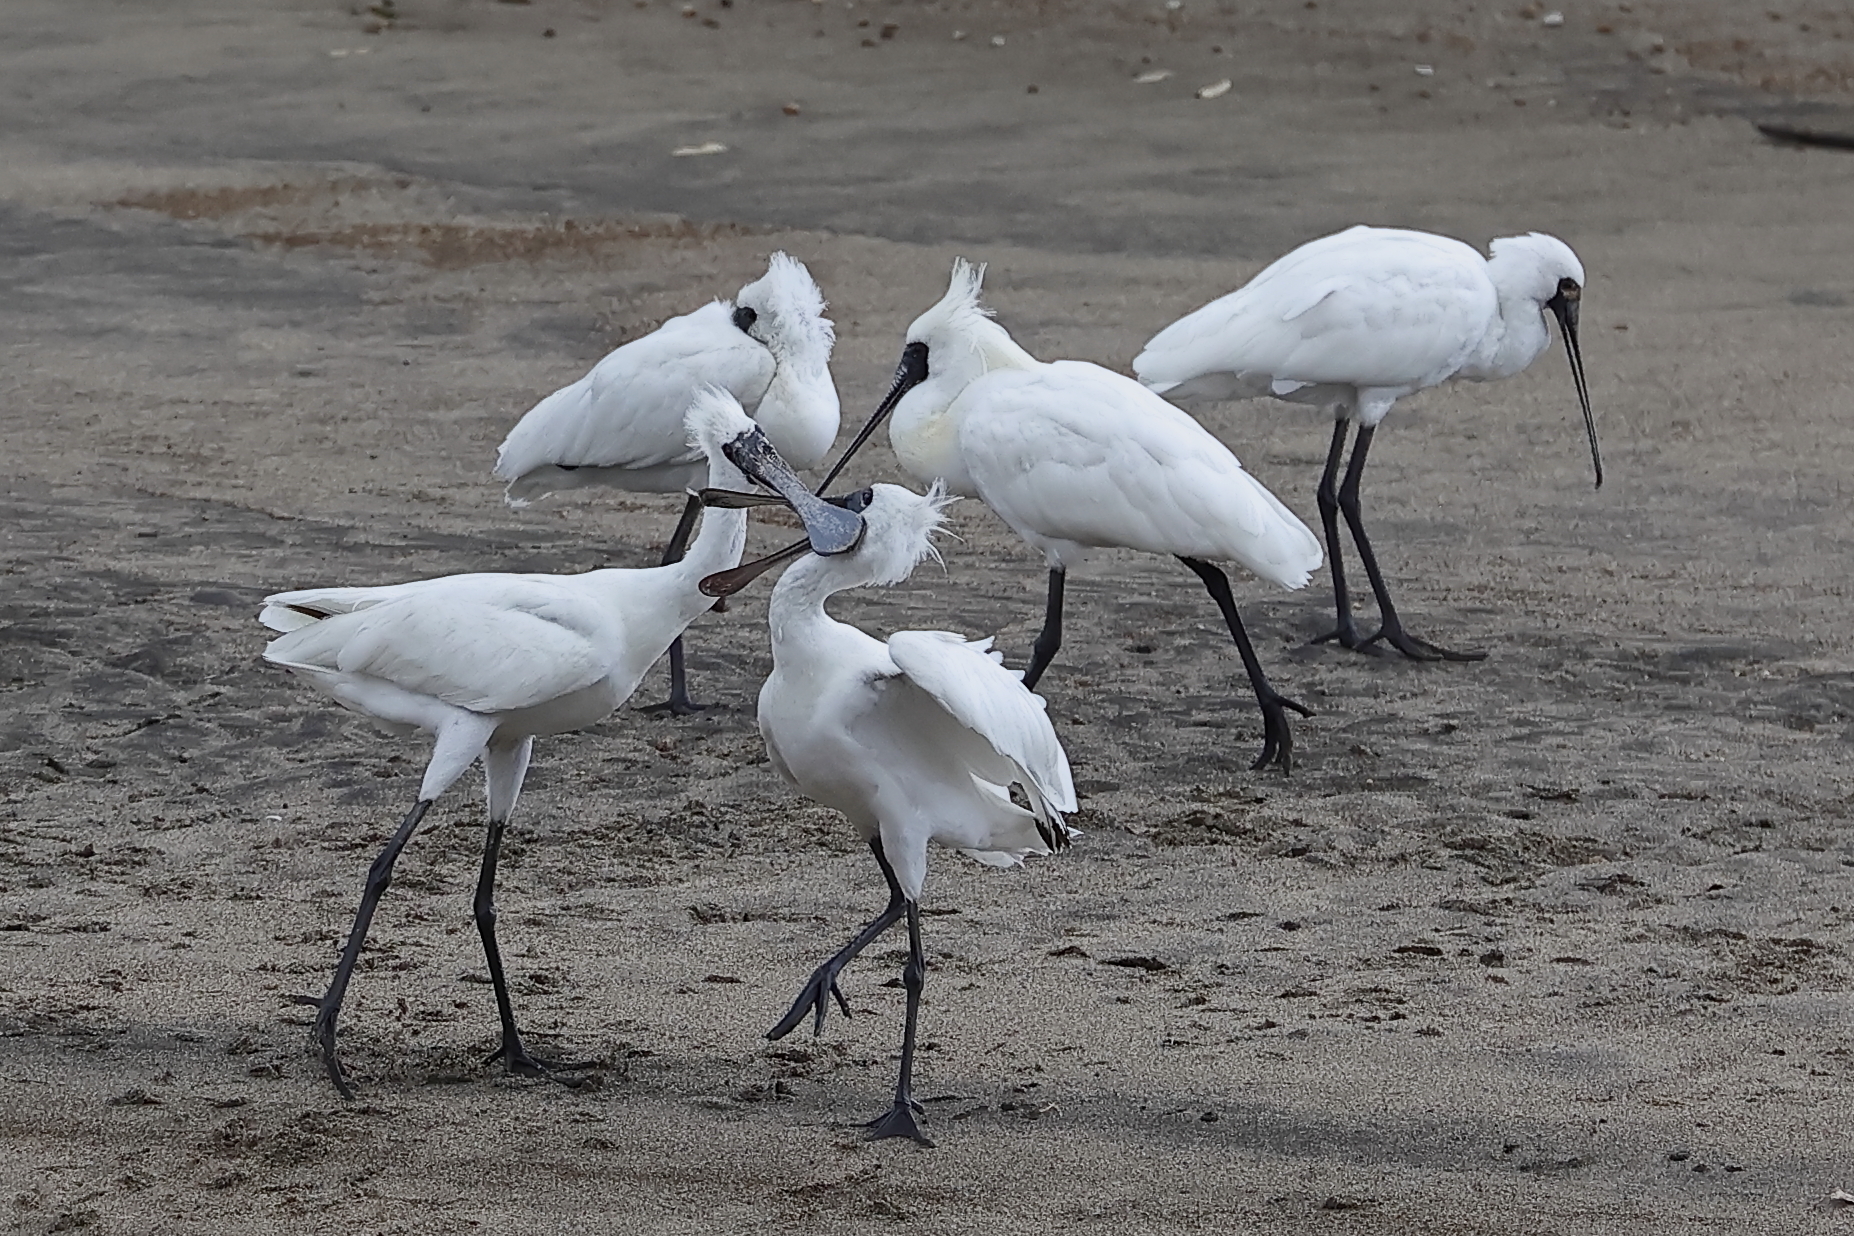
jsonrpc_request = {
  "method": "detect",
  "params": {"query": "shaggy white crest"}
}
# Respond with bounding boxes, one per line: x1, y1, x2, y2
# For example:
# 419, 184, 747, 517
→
902, 258, 1039, 376
907, 257, 990, 342
862, 481, 958, 587
1487, 232, 1586, 299
682, 384, 756, 455
734, 252, 835, 374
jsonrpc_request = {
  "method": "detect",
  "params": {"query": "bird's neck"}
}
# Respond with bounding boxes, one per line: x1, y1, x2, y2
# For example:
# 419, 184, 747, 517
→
752, 363, 840, 472
664, 457, 752, 592
890, 331, 1038, 495
1474, 251, 1555, 380
766, 553, 861, 651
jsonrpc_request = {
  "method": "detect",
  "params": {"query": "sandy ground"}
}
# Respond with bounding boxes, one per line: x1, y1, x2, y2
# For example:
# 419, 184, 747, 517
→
3, 1, 1853, 1232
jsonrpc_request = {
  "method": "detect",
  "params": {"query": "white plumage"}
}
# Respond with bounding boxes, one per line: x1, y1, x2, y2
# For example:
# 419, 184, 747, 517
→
494, 252, 840, 504
746, 482, 1076, 1144
951, 363, 1320, 588
840, 259, 1321, 771
1133, 225, 1598, 662
263, 389, 790, 1099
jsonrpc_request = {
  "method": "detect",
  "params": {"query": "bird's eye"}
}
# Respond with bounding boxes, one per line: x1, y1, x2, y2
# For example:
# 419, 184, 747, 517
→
1557, 278, 1581, 300
846, 487, 875, 513
732, 305, 759, 334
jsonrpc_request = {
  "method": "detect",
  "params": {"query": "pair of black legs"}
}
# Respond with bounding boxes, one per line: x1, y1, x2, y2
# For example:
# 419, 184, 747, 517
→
1314, 419, 1485, 663
1019, 561, 1310, 773
644, 493, 708, 716
767, 838, 932, 1145
311, 800, 573, 1098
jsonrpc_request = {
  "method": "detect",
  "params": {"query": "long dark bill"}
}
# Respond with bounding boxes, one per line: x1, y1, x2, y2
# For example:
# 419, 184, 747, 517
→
696, 488, 788, 510
700, 538, 810, 598
1547, 286, 1602, 490
812, 341, 928, 494
723, 426, 864, 555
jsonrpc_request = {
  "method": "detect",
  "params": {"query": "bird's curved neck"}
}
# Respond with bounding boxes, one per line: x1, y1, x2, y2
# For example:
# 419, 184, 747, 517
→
1475, 251, 1554, 379
766, 553, 863, 649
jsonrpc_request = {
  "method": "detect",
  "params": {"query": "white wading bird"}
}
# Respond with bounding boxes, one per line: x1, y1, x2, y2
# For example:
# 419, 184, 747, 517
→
819, 260, 1323, 772
493, 252, 841, 712
259, 390, 862, 1099
1134, 226, 1600, 662
698, 481, 1076, 1145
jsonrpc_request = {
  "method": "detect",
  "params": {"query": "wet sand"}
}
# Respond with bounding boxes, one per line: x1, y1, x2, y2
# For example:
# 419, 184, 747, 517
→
2, 2, 1852, 1232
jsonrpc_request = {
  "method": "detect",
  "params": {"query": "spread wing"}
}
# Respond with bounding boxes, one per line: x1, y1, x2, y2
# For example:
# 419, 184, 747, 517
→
263, 585, 615, 714
957, 363, 1321, 589
887, 630, 1076, 819
494, 301, 775, 485
1134, 226, 1497, 394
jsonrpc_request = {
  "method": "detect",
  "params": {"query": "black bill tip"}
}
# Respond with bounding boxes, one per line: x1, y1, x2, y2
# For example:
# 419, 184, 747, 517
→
699, 538, 811, 598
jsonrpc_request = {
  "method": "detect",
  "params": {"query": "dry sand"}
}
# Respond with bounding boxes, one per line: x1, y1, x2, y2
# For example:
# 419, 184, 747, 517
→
2, 1, 1852, 1232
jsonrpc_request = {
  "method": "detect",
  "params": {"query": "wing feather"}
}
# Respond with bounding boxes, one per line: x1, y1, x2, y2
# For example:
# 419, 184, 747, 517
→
1134, 226, 1498, 395
263, 589, 614, 714
494, 301, 776, 486
887, 630, 1076, 815
958, 363, 1321, 588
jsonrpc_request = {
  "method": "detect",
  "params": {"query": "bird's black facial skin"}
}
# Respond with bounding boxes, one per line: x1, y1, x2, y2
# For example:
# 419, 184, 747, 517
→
732, 304, 759, 337
720, 426, 865, 556
813, 340, 930, 493
1543, 278, 1601, 490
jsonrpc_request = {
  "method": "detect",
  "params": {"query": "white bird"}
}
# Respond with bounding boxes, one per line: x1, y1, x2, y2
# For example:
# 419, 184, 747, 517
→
259, 389, 862, 1099
825, 260, 1323, 771
1133, 225, 1599, 661
493, 252, 841, 712
701, 481, 1076, 1145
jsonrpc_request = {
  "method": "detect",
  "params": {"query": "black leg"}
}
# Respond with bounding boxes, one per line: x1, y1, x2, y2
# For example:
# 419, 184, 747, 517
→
1337, 427, 1486, 662
767, 837, 907, 1041
1310, 417, 1368, 650
313, 799, 431, 1099
1178, 557, 1313, 773
1020, 567, 1066, 691
473, 815, 583, 1081
643, 494, 711, 714
865, 900, 932, 1145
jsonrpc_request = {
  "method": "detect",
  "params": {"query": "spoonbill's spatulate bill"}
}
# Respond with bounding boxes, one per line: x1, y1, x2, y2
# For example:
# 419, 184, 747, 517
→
823, 260, 1323, 772
705, 482, 1076, 1145
1134, 225, 1599, 661
493, 252, 841, 712
260, 390, 858, 1099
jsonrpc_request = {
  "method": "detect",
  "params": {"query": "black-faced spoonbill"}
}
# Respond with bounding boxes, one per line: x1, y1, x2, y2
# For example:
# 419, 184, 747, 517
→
822, 260, 1323, 772
701, 481, 1075, 1145
494, 252, 841, 712
1134, 226, 1599, 662
261, 390, 861, 1098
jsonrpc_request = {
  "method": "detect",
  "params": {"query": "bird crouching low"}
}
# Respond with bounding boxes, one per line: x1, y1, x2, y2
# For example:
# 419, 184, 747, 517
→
257, 388, 862, 1100
702, 480, 1078, 1145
